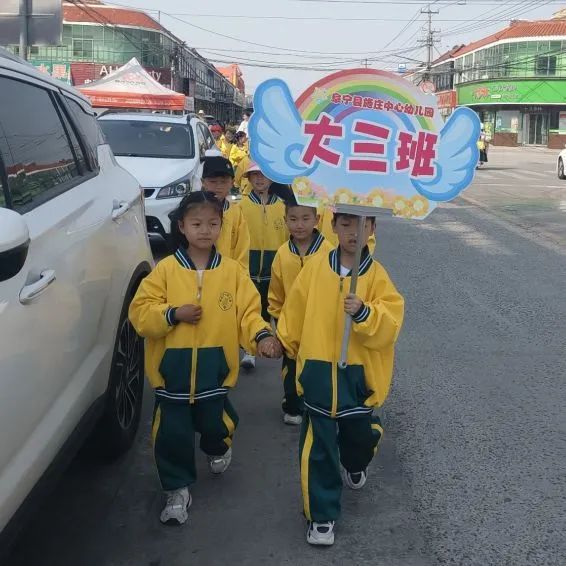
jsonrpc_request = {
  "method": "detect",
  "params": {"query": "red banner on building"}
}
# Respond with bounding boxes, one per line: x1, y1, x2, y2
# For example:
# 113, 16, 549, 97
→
436, 90, 457, 110
71, 62, 171, 87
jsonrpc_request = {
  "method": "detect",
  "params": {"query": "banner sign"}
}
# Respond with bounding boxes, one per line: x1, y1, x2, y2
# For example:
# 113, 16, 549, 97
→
250, 68, 480, 219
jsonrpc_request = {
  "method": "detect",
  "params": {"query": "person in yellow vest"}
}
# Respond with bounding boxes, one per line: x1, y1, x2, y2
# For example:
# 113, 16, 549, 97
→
229, 131, 249, 170
129, 191, 281, 527
268, 196, 333, 425
239, 162, 288, 369
200, 156, 249, 271
234, 154, 252, 196
277, 211, 404, 546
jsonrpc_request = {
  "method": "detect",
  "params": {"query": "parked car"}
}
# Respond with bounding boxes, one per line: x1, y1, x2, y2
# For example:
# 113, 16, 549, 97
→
557, 147, 566, 179
98, 113, 221, 241
0, 49, 153, 544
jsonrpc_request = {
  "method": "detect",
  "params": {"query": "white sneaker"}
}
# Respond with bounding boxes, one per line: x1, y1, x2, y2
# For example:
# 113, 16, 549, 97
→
283, 413, 303, 426
341, 465, 368, 490
208, 447, 232, 475
160, 487, 192, 525
240, 353, 256, 370
307, 521, 335, 546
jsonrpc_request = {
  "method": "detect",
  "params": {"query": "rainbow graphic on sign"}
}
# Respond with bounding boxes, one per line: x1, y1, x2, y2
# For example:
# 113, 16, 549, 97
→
249, 68, 480, 219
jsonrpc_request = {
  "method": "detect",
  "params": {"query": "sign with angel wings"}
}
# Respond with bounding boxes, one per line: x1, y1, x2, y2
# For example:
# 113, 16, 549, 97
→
249, 68, 480, 219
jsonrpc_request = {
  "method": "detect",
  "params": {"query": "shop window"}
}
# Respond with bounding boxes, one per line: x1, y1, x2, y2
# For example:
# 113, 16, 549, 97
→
72, 39, 93, 59
495, 110, 520, 133
535, 55, 557, 76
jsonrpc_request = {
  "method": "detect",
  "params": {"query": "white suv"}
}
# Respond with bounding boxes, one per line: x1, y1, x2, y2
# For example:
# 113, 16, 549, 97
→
98, 112, 221, 240
0, 50, 153, 542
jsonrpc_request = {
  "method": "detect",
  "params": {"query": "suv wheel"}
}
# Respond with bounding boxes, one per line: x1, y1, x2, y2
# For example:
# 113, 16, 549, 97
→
93, 294, 144, 459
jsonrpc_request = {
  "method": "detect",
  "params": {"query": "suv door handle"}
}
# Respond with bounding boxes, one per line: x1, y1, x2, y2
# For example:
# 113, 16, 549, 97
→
112, 201, 131, 221
20, 269, 56, 304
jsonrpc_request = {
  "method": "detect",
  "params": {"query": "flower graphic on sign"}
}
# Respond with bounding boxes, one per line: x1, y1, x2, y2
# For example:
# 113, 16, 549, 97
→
249, 68, 480, 218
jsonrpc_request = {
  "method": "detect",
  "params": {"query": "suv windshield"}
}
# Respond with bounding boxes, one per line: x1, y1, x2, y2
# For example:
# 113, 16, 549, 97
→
99, 120, 195, 159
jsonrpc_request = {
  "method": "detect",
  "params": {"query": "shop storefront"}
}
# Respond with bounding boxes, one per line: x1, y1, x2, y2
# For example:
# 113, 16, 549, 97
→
456, 79, 566, 147
435, 90, 457, 120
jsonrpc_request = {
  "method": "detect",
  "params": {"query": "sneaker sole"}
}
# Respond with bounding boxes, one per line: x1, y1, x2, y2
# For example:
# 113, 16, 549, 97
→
307, 534, 335, 546
160, 494, 192, 526
283, 416, 303, 426
341, 466, 367, 490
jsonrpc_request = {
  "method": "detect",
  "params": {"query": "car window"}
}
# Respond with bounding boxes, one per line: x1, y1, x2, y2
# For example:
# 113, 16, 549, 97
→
54, 97, 88, 175
64, 97, 102, 169
0, 77, 81, 213
99, 120, 195, 159
196, 124, 206, 157
202, 125, 216, 149
0, 176, 6, 208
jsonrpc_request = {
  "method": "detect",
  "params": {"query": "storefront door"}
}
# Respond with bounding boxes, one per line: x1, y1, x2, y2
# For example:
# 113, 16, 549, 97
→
526, 113, 548, 145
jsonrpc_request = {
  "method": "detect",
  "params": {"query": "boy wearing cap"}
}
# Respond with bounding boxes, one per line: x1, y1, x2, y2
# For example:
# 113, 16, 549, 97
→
239, 162, 288, 369
201, 156, 250, 271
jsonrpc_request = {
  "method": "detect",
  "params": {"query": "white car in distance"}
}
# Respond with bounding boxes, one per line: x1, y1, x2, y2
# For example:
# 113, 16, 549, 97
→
98, 113, 221, 241
0, 49, 153, 545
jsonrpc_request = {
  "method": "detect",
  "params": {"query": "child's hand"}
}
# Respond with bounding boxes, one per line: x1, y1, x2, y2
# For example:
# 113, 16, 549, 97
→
175, 304, 202, 324
257, 336, 283, 359
344, 294, 363, 316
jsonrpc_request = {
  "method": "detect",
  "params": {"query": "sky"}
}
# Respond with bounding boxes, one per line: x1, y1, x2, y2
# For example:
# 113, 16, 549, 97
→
107, 0, 563, 96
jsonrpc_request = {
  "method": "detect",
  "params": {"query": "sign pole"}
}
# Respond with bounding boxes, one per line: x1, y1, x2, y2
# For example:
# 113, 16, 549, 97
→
338, 214, 366, 369
19, 0, 30, 61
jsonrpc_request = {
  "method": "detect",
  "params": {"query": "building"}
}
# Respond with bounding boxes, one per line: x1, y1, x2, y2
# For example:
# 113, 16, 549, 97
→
3, 0, 245, 123
410, 13, 566, 147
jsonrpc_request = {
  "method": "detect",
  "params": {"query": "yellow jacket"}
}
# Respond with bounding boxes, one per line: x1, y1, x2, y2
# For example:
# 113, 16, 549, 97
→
215, 199, 249, 271
234, 155, 252, 196
268, 230, 333, 320
277, 247, 404, 417
218, 136, 233, 159
239, 191, 288, 282
129, 247, 271, 404
318, 207, 376, 251
229, 143, 249, 169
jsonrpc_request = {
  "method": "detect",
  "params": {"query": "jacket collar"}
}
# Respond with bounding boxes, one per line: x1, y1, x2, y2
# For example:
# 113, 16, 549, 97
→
174, 246, 221, 271
222, 199, 230, 212
289, 230, 325, 257
249, 191, 278, 205
329, 246, 372, 277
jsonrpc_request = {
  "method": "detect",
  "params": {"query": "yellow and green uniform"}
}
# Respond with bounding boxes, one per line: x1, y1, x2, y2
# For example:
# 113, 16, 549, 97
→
277, 247, 404, 521
318, 206, 376, 251
217, 135, 233, 159
268, 230, 333, 416
215, 199, 250, 271
240, 191, 288, 320
229, 143, 249, 170
234, 154, 252, 196
129, 247, 271, 491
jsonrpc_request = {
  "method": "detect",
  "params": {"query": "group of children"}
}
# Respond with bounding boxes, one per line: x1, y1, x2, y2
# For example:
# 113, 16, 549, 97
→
129, 156, 405, 546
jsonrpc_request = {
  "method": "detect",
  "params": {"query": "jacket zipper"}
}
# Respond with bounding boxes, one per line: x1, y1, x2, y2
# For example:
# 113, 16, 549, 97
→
189, 271, 203, 404
331, 276, 345, 417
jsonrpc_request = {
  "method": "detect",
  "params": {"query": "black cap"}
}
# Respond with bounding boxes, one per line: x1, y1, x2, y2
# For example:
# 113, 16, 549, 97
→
202, 156, 234, 178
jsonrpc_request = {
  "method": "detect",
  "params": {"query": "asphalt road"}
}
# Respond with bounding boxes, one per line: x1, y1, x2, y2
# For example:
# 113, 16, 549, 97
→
6, 154, 566, 566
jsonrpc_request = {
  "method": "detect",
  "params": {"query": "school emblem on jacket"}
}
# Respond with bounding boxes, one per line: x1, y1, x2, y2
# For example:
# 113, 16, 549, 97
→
274, 218, 285, 231
219, 291, 234, 311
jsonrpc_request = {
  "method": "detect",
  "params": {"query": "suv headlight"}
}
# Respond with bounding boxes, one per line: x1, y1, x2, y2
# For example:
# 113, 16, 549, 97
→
157, 177, 191, 199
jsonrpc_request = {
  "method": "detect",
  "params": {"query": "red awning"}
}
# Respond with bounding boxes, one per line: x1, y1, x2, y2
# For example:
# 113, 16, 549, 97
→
78, 58, 185, 111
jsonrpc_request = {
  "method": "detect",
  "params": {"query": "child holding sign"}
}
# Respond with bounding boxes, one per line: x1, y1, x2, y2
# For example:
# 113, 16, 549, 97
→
277, 212, 404, 546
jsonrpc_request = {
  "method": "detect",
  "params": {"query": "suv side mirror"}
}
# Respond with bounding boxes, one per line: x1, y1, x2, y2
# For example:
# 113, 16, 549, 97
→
0, 208, 30, 282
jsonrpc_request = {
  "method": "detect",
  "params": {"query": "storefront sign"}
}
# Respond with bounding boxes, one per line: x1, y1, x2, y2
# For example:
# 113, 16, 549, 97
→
436, 90, 457, 109
30, 60, 70, 83
70, 62, 171, 87
458, 79, 566, 105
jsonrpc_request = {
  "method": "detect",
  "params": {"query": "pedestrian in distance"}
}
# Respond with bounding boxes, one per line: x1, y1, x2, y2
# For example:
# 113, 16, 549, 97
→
229, 130, 249, 170
477, 127, 489, 168
234, 153, 252, 196
128, 191, 282, 526
277, 212, 405, 546
268, 196, 333, 425
239, 162, 288, 370
237, 110, 251, 135
200, 156, 250, 271
209, 123, 225, 150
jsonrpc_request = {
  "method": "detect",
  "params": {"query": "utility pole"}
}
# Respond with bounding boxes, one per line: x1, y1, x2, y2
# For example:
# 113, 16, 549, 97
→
419, 4, 440, 82
19, 0, 30, 61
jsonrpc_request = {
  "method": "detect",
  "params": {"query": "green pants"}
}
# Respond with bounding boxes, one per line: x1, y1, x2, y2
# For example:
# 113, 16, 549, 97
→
152, 395, 239, 491
253, 279, 270, 322
299, 412, 383, 522
281, 355, 303, 416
